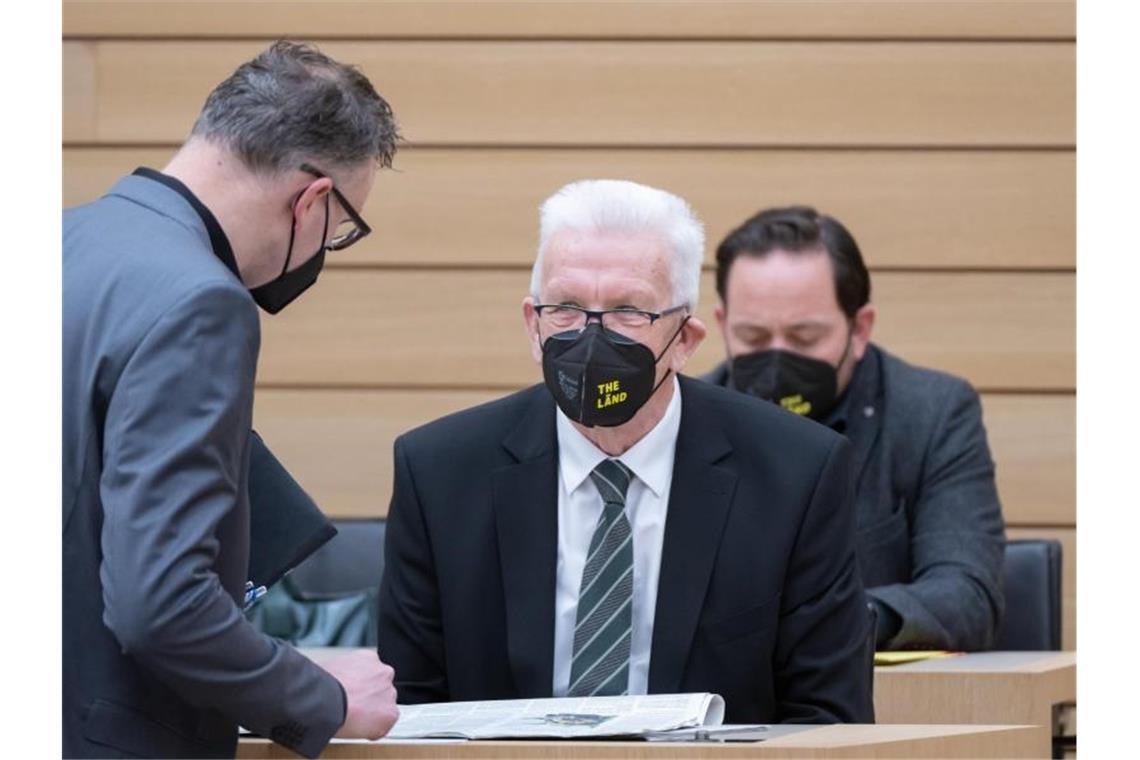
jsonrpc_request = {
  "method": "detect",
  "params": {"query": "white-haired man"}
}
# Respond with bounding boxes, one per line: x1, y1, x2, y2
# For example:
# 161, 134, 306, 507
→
377, 180, 874, 723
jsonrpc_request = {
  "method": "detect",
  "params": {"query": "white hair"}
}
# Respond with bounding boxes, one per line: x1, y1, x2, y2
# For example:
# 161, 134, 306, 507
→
531, 179, 705, 309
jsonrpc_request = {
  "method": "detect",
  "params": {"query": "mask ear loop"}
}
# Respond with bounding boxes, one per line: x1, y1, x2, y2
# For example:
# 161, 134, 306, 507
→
835, 318, 856, 370
279, 193, 302, 278
648, 314, 691, 395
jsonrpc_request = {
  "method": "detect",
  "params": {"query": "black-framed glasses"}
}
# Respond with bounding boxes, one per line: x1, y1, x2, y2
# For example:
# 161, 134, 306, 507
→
534, 303, 688, 336
300, 163, 372, 251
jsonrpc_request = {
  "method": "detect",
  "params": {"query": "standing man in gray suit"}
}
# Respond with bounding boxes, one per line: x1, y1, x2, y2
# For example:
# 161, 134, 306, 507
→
704, 206, 1006, 651
63, 42, 401, 758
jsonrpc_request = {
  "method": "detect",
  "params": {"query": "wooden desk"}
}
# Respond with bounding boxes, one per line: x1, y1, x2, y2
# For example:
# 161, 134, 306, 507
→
239, 724, 1040, 759
874, 651, 1076, 756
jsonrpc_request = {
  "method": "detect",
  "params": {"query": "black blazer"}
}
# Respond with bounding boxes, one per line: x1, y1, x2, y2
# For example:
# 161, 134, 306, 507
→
705, 345, 1006, 650
377, 376, 874, 723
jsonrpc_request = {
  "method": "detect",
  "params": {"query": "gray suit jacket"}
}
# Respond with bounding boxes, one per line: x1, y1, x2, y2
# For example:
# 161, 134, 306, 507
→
705, 344, 1005, 650
63, 172, 345, 758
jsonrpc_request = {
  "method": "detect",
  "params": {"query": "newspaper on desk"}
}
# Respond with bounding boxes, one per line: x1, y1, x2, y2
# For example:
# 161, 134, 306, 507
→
387, 693, 726, 740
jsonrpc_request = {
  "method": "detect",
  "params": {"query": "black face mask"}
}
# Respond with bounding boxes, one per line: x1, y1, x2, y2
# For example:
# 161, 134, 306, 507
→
250, 193, 330, 314
729, 338, 850, 422
542, 319, 686, 428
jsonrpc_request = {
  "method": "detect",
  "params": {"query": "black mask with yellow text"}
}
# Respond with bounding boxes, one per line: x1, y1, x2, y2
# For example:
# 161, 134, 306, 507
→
729, 349, 840, 422
542, 321, 683, 428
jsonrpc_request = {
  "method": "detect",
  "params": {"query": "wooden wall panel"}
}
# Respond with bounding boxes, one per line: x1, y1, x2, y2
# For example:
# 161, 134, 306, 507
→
253, 389, 497, 521
255, 270, 1074, 391
1007, 527, 1075, 650
983, 395, 1074, 525
869, 272, 1074, 392
64, 147, 1075, 270
63, 42, 96, 143
252, 390, 1073, 525
63, 40, 1074, 147
63, 1, 1075, 40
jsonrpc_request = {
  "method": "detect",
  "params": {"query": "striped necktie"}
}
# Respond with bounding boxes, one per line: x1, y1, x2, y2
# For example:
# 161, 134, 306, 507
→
568, 458, 634, 697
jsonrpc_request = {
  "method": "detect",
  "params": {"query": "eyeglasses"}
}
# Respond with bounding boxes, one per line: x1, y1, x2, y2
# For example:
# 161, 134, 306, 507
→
534, 303, 689, 337
300, 163, 372, 251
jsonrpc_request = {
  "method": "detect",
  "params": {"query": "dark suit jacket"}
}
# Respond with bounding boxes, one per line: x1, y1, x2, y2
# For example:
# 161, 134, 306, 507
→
377, 376, 874, 723
704, 344, 1005, 650
63, 173, 345, 758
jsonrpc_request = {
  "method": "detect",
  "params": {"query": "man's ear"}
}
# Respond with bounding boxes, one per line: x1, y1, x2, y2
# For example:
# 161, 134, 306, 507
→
714, 299, 727, 336
850, 303, 876, 362
669, 315, 707, 374
522, 296, 543, 364
292, 177, 333, 222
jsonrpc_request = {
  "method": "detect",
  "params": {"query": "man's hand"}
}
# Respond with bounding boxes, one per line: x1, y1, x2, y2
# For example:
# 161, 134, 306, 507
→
321, 649, 399, 739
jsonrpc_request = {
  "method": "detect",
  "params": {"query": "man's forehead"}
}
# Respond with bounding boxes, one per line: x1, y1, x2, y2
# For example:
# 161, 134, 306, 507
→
540, 228, 671, 291
726, 250, 840, 312
542, 230, 665, 274
543, 270, 660, 302
545, 226, 668, 257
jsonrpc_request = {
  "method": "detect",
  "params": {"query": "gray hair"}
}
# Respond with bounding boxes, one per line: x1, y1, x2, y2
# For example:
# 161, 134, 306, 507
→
191, 40, 400, 174
531, 179, 705, 309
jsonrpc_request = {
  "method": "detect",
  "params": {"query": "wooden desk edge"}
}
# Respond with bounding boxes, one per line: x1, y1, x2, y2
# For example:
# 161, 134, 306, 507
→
237, 724, 1042, 759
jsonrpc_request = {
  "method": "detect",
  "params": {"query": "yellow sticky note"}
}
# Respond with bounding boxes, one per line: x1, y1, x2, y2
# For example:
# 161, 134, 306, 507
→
874, 650, 958, 666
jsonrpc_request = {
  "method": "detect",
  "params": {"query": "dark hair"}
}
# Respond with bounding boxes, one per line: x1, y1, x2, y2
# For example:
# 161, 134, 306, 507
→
714, 205, 871, 318
191, 40, 400, 174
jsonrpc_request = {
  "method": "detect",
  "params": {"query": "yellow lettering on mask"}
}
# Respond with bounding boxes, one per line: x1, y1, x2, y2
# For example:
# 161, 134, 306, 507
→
596, 391, 629, 409
596, 379, 622, 395
780, 394, 812, 416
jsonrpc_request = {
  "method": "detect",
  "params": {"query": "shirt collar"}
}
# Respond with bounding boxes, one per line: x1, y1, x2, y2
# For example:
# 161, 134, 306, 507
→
822, 382, 852, 434
131, 167, 242, 280
823, 352, 874, 434
556, 375, 682, 499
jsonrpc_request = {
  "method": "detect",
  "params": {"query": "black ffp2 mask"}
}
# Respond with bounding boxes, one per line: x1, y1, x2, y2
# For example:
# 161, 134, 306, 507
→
729, 349, 840, 421
250, 193, 330, 314
542, 320, 685, 428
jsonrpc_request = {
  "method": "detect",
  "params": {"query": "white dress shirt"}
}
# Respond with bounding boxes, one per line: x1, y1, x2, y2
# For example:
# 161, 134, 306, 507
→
552, 376, 682, 696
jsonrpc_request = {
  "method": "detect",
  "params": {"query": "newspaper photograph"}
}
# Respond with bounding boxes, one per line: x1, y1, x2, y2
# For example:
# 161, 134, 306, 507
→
387, 692, 726, 740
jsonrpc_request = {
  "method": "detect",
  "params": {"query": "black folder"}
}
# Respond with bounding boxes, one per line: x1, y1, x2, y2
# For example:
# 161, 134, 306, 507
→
246, 430, 338, 590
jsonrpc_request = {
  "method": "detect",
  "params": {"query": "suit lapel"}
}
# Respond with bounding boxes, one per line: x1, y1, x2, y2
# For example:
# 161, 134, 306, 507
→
493, 389, 559, 697
842, 346, 884, 493
648, 377, 737, 693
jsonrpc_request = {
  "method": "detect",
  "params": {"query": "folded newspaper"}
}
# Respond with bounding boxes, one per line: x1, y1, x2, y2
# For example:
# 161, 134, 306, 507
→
386, 693, 726, 740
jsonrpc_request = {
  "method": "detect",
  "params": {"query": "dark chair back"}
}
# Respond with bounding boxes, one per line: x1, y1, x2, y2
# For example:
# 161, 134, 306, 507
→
995, 538, 1062, 650
288, 518, 388, 596
246, 518, 387, 647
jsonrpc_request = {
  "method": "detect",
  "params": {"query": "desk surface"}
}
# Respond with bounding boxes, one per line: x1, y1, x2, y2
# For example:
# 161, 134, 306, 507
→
873, 650, 1075, 756
294, 650, 1073, 757
239, 724, 1041, 759
874, 651, 1074, 723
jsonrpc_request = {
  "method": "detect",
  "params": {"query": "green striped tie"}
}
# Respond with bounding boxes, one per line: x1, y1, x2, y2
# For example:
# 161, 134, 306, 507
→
568, 458, 634, 697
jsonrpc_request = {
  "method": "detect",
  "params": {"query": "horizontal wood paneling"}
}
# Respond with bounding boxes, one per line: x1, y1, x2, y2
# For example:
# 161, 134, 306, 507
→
62, 1, 1076, 40
62, 42, 96, 144
62, 40, 1074, 146
983, 395, 1074, 525
251, 390, 1073, 525
255, 270, 1074, 391
63, 147, 1076, 270
252, 389, 497, 521
868, 273, 1074, 391
1007, 527, 1075, 650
